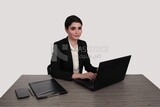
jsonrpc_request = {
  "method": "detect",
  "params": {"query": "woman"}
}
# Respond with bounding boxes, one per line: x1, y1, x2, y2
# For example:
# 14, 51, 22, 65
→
50, 15, 97, 81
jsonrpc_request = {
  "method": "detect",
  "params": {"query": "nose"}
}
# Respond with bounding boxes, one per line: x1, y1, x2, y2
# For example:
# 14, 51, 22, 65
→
75, 29, 79, 34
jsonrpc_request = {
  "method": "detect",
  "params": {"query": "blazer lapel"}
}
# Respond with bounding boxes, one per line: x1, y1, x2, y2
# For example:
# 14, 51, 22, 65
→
64, 37, 83, 73
65, 37, 73, 72
78, 40, 83, 73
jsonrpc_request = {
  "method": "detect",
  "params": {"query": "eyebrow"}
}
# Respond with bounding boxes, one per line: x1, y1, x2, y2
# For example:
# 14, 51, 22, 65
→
71, 26, 82, 28
70, 25, 82, 28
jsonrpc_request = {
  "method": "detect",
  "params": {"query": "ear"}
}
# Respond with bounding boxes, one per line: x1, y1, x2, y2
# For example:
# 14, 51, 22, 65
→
65, 28, 68, 34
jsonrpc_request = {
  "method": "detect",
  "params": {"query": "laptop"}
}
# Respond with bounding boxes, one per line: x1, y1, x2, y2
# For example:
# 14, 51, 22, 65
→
74, 55, 131, 91
29, 79, 67, 99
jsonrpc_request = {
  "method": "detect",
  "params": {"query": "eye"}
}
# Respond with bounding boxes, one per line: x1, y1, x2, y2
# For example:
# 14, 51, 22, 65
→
70, 27, 76, 30
78, 27, 82, 30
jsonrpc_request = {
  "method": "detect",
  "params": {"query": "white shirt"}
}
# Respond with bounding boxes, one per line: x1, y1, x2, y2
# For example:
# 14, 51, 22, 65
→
68, 39, 79, 73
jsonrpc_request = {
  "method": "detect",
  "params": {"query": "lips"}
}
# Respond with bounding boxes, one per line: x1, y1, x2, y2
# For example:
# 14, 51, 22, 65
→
74, 35, 79, 37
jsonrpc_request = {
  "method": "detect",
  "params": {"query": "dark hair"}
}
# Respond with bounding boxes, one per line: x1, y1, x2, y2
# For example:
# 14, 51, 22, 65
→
65, 15, 83, 29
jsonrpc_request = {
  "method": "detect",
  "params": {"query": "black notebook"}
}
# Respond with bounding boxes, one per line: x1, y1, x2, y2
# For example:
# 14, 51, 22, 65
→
29, 79, 67, 99
15, 88, 30, 99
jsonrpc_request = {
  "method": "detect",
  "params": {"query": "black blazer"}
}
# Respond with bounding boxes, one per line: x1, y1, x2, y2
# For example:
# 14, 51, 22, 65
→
50, 37, 97, 81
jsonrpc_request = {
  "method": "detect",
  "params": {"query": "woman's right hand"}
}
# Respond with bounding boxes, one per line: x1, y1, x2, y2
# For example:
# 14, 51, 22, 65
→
72, 72, 97, 80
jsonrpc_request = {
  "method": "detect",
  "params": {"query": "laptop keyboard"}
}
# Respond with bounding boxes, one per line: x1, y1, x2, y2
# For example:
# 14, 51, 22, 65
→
75, 79, 94, 88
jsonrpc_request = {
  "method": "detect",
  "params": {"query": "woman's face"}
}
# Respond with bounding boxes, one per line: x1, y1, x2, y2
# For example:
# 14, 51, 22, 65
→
66, 22, 82, 41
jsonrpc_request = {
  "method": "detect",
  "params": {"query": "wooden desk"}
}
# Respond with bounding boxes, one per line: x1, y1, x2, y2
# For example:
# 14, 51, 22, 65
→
0, 75, 160, 107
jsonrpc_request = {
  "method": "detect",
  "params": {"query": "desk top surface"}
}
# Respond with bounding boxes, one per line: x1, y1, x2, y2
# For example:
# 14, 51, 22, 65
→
0, 74, 160, 107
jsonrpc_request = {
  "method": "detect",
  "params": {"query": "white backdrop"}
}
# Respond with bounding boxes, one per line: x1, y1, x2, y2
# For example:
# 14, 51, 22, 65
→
0, 0, 160, 97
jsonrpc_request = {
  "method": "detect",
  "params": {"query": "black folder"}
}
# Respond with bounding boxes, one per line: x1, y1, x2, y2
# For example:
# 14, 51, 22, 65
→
15, 88, 30, 99
29, 79, 67, 99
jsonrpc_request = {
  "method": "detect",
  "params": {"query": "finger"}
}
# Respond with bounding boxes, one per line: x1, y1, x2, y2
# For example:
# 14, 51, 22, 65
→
89, 75, 95, 80
86, 72, 96, 80
82, 73, 92, 80
88, 73, 96, 80
87, 75, 93, 80
92, 74, 97, 80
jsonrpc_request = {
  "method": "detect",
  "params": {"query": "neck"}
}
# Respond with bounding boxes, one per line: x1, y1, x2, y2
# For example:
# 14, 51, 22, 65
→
68, 36, 78, 45
68, 36, 78, 49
